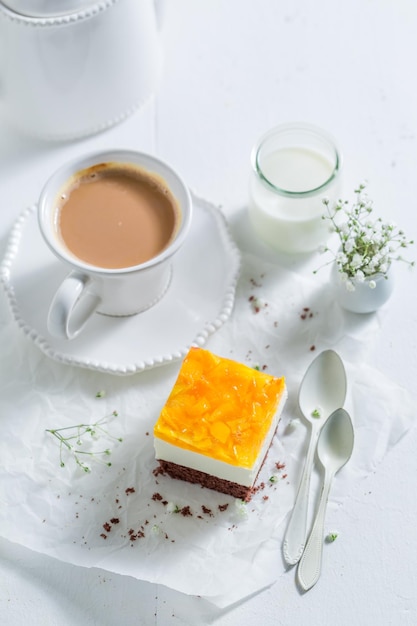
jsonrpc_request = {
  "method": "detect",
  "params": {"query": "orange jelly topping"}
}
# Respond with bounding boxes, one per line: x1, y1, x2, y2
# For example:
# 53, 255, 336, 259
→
154, 347, 286, 468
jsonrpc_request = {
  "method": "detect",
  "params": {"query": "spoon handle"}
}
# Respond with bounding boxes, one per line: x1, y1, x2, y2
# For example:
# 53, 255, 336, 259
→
283, 428, 318, 565
297, 470, 333, 591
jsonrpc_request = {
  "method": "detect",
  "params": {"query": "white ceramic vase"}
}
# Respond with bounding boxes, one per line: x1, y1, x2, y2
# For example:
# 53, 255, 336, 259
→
331, 263, 394, 314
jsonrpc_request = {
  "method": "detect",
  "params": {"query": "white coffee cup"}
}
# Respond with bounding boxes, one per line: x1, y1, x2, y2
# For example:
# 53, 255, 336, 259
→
38, 149, 192, 340
0, 0, 164, 140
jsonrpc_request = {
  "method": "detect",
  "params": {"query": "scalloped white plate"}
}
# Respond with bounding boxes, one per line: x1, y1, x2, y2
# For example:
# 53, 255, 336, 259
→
0, 193, 241, 375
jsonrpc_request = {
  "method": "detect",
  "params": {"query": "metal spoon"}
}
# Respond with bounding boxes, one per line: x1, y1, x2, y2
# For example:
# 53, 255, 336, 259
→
283, 350, 347, 565
297, 407, 354, 591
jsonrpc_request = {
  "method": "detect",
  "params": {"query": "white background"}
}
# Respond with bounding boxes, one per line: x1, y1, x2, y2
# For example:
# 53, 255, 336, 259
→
1, 1, 417, 624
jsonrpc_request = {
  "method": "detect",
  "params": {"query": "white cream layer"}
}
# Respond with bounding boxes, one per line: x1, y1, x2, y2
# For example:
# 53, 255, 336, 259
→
154, 386, 287, 487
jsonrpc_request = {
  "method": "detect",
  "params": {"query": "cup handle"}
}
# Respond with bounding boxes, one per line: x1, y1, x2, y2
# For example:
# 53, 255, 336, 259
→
47, 271, 101, 340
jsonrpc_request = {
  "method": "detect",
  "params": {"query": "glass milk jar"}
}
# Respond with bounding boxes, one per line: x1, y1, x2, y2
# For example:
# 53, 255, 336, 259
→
248, 123, 342, 254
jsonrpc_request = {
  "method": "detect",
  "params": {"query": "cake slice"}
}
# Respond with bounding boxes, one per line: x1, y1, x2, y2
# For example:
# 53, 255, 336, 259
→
153, 347, 287, 501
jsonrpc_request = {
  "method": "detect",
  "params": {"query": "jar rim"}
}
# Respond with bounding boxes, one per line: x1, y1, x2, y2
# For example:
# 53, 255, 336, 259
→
251, 122, 342, 198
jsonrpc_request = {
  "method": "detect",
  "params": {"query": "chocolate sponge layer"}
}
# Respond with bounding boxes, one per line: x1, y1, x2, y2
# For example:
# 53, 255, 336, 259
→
156, 459, 256, 501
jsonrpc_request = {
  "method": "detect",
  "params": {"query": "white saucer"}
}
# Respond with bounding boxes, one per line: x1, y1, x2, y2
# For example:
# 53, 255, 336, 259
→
0, 193, 241, 375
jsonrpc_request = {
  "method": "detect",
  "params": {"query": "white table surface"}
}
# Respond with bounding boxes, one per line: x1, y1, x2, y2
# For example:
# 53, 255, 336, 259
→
1, 1, 417, 624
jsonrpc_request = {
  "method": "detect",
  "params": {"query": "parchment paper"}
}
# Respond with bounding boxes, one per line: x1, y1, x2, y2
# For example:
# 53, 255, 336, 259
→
0, 250, 415, 608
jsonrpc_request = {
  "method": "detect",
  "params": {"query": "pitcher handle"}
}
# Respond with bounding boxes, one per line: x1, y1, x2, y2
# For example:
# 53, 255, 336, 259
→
154, 0, 166, 29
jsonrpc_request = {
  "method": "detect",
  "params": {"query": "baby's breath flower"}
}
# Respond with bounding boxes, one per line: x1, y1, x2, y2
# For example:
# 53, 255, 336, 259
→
344, 240, 354, 254
235, 499, 249, 520
314, 182, 414, 290
285, 418, 300, 434
46, 409, 122, 473
336, 251, 348, 265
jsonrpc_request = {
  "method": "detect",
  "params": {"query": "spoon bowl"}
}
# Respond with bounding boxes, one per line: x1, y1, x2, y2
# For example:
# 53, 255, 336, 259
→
283, 350, 347, 565
298, 349, 347, 424
317, 406, 354, 470
297, 408, 354, 591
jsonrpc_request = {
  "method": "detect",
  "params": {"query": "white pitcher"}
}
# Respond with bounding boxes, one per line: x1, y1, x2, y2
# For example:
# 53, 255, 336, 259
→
0, 0, 164, 140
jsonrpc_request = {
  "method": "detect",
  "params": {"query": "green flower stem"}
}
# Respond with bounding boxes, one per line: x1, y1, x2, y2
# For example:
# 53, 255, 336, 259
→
46, 410, 122, 472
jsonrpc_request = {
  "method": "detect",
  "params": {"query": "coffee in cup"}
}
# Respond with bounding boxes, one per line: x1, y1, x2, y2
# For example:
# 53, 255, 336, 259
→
56, 162, 180, 269
38, 150, 192, 340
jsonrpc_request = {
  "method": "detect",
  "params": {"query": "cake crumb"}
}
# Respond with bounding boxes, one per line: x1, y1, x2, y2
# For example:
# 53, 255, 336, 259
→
300, 307, 314, 320
249, 295, 268, 314
202, 505, 213, 517
180, 506, 193, 517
